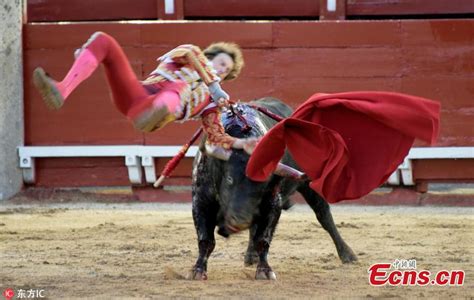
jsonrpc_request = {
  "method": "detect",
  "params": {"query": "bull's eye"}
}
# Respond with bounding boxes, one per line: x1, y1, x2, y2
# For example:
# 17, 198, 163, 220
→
226, 176, 234, 185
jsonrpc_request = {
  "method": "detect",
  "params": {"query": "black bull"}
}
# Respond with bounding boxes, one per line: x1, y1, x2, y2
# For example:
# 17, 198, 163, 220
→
190, 98, 357, 280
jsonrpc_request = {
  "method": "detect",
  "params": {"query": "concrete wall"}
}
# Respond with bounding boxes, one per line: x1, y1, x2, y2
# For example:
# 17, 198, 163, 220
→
0, 0, 24, 200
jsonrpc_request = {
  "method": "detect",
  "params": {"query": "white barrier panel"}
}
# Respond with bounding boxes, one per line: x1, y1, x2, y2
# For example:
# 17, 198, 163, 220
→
18, 146, 474, 185
18, 145, 199, 184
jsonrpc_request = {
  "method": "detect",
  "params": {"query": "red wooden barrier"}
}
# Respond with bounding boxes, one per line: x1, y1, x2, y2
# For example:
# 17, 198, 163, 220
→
183, 0, 320, 18
347, 0, 474, 16
27, 0, 474, 22
24, 20, 474, 187
27, 0, 157, 22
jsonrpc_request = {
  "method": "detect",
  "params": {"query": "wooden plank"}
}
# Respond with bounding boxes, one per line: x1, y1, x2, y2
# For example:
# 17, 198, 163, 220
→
346, 0, 474, 16
35, 157, 194, 187
154, 158, 194, 177
401, 76, 474, 110
401, 46, 473, 77
144, 122, 200, 145
401, 20, 474, 47
413, 109, 474, 147
35, 164, 130, 187
140, 22, 273, 48
139, 47, 173, 76
25, 91, 145, 145
227, 49, 274, 78
34, 168, 130, 187
273, 48, 403, 77
25, 23, 142, 49
413, 159, 474, 181
436, 111, 474, 146
25, 19, 472, 50
273, 77, 402, 106
37, 157, 124, 168
27, 0, 157, 22
273, 21, 401, 47
223, 77, 275, 101
183, 0, 319, 17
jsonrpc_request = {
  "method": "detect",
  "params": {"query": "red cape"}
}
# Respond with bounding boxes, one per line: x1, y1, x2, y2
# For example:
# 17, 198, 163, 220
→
246, 91, 440, 203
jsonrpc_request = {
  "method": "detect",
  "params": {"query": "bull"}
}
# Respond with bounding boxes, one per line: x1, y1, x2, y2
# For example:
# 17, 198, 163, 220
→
190, 98, 357, 280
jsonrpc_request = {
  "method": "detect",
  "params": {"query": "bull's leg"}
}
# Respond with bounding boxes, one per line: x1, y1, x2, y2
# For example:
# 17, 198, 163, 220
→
244, 194, 283, 266
244, 225, 258, 266
298, 183, 358, 263
189, 197, 219, 280
245, 193, 285, 267
248, 194, 281, 280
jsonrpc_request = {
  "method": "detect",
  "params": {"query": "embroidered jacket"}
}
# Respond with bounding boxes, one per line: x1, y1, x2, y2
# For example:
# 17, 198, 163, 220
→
141, 44, 236, 149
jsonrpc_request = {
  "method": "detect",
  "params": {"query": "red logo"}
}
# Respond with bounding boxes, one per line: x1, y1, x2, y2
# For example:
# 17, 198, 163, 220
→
368, 263, 465, 286
2, 288, 14, 300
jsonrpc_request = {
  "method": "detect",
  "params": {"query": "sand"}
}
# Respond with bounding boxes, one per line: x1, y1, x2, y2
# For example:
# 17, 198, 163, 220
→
0, 200, 472, 299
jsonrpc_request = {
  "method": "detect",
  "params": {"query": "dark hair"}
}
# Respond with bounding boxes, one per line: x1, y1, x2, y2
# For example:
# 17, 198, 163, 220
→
204, 42, 244, 81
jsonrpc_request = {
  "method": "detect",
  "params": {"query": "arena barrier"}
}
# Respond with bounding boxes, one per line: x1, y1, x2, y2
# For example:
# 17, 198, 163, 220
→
19, 146, 474, 190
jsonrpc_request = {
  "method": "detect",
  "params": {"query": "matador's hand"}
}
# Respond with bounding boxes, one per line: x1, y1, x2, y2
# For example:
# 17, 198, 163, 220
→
208, 81, 230, 103
233, 137, 261, 155
216, 97, 230, 108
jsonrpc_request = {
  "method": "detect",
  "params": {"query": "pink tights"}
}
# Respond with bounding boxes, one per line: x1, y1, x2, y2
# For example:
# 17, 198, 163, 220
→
55, 32, 182, 117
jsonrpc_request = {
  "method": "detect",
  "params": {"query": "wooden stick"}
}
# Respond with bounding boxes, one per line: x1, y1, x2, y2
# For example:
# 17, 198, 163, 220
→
153, 127, 204, 188
152, 103, 284, 188
248, 104, 285, 122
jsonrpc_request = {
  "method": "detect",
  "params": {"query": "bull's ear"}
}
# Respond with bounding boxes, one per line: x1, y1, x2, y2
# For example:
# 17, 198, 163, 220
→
204, 144, 231, 161
274, 163, 306, 180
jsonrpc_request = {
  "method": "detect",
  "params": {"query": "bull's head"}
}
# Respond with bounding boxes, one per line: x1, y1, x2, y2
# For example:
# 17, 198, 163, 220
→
205, 143, 304, 234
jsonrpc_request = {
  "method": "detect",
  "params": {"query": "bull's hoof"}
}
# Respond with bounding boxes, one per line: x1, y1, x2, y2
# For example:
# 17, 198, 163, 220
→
339, 247, 358, 264
244, 251, 259, 266
255, 266, 277, 280
188, 267, 208, 280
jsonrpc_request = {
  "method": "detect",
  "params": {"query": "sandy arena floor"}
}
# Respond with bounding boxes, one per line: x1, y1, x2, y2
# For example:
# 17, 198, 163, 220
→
0, 198, 472, 299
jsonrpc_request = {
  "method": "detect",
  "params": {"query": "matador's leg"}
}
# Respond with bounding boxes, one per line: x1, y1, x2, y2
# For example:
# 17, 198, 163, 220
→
33, 32, 184, 132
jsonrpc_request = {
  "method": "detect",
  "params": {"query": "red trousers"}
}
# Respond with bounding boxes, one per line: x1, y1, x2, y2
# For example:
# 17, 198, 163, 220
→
81, 32, 182, 118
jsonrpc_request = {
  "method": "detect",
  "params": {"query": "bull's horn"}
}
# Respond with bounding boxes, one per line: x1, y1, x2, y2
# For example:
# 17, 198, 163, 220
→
274, 163, 306, 179
204, 144, 231, 161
